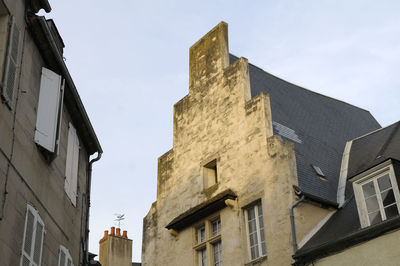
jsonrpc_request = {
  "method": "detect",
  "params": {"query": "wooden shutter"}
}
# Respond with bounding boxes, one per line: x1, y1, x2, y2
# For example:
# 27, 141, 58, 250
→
65, 122, 79, 206
20, 205, 45, 266
34, 67, 62, 152
2, 16, 20, 105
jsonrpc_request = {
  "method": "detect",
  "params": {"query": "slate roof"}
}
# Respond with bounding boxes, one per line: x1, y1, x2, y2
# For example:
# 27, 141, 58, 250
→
293, 122, 400, 265
230, 54, 381, 203
348, 121, 400, 179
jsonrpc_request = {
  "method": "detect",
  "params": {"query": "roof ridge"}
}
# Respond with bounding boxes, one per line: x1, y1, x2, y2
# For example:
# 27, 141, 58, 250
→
351, 120, 399, 142
230, 53, 374, 114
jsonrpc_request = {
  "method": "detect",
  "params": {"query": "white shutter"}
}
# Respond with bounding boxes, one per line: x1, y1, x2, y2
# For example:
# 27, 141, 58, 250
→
2, 16, 20, 105
34, 67, 62, 152
20, 205, 45, 266
65, 123, 79, 206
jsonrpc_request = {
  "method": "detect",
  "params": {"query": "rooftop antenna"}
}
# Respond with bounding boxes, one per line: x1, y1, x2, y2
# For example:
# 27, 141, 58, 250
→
114, 213, 125, 228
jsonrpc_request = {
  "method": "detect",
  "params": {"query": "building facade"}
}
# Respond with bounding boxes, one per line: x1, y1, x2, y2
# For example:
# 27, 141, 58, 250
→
0, 0, 102, 265
141, 22, 381, 265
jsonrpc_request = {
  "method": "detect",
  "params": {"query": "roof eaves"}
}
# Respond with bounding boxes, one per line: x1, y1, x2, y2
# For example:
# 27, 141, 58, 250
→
293, 216, 400, 265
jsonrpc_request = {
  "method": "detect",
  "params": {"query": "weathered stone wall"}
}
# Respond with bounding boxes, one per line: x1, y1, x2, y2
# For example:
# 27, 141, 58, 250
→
99, 234, 132, 266
0, 0, 90, 265
142, 22, 332, 266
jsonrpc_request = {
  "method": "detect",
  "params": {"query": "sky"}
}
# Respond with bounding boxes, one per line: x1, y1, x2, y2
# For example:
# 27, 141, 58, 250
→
40, 1, 400, 262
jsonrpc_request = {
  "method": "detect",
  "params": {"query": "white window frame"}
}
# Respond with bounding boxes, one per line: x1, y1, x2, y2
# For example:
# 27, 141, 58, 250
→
353, 162, 400, 228
244, 201, 267, 261
58, 245, 74, 266
20, 204, 45, 266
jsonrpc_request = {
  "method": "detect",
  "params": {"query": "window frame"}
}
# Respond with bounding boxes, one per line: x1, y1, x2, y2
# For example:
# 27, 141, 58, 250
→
353, 162, 400, 228
193, 216, 222, 266
20, 204, 45, 266
244, 200, 267, 261
58, 245, 74, 266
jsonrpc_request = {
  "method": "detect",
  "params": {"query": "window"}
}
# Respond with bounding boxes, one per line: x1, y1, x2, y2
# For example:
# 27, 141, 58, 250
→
244, 201, 266, 261
354, 164, 400, 228
203, 159, 218, 189
34, 67, 65, 154
194, 217, 222, 266
64, 122, 80, 206
58, 246, 74, 266
1, 15, 20, 107
20, 205, 45, 266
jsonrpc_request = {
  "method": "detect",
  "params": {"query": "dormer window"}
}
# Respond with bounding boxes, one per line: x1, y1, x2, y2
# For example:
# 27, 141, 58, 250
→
352, 161, 400, 228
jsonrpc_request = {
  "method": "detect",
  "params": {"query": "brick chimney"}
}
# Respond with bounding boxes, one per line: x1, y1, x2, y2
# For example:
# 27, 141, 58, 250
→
99, 227, 132, 266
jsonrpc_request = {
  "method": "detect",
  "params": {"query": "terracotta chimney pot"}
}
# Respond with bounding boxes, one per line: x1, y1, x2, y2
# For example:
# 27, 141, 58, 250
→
123, 230, 128, 238
116, 228, 121, 237
110, 226, 115, 236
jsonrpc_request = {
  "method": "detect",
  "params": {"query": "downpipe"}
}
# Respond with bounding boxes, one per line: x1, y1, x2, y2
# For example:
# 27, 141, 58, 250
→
290, 195, 305, 254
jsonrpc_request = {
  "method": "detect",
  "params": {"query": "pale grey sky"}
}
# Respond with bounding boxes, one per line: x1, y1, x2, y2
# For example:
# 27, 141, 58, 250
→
41, 1, 399, 261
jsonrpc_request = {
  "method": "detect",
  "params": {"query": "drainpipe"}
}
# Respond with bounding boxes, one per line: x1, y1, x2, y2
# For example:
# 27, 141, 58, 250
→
84, 152, 102, 266
290, 195, 305, 254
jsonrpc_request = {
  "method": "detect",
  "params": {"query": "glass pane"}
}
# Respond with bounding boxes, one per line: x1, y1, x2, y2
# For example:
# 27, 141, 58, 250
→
24, 211, 35, 254
381, 189, 396, 206
250, 246, 259, 260
365, 195, 379, 213
198, 227, 205, 243
199, 249, 206, 266
248, 208, 255, 220
378, 174, 392, 191
33, 222, 43, 264
213, 241, 222, 266
212, 219, 221, 236
257, 203, 263, 216
362, 181, 376, 198
261, 241, 267, 256
22, 255, 30, 266
368, 211, 382, 225
385, 205, 399, 219
249, 232, 258, 246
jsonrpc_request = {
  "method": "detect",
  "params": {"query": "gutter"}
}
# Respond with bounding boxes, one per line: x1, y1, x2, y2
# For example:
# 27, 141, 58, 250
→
84, 152, 102, 266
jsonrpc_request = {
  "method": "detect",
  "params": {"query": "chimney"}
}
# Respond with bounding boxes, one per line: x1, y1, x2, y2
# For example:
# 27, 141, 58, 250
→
99, 227, 132, 266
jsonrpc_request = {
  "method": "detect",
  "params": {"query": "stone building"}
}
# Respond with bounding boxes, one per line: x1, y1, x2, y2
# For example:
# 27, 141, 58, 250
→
141, 22, 383, 265
0, 0, 102, 265
99, 227, 133, 266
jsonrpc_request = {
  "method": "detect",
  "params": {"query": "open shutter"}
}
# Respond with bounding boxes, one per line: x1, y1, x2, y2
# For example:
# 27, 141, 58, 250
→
65, 123, 79, 206
2, 16, 20, 105
34, 67, 62, 152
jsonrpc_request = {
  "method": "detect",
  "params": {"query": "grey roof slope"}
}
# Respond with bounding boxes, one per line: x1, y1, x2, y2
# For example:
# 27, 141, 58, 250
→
294, 124, 400, 264
348, 121, 400, 179
230, 54, 381, 203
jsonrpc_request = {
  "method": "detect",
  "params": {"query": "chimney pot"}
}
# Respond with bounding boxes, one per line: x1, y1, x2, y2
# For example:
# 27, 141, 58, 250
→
116, 228, 121, 237
110, 227, 115, 236
123, 230, 128, 238
104, 230, 108, 237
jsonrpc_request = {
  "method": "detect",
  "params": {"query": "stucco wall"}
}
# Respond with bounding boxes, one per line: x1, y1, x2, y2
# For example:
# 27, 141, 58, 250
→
142, 22, 332, 266
314, 230, 400, 266
0, 0, 90, 265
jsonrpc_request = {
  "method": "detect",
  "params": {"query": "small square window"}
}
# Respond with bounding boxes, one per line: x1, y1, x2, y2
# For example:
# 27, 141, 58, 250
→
311, 164, 325, 177
203, 160, 218, 189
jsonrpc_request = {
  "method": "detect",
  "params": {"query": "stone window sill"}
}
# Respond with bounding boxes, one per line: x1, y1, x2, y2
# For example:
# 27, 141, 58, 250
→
244, 255, 267, 266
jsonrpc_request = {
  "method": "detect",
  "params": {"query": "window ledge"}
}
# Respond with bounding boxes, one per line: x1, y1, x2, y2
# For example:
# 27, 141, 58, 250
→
244, 255, 267, 266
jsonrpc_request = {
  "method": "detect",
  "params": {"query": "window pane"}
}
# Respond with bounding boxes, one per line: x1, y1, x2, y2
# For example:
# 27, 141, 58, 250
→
381, 189, 396, 206
249, 232, 258, 246
378, 174, 392, 191
365, 195, 379, 213
368, 211, 382, 225
257, 203, 263, 216
198, 227, 205, 243
362, 181, 376, 198
212, 219, 221, 236
248, 208, 255, 220
213, 241, 222, 266
250, 246, 259, 260
24, 210, 35, 255
248, 219, 257, 234
33, 222, 43, 264
199, 249, 206, 266
384, 205, 399, 219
